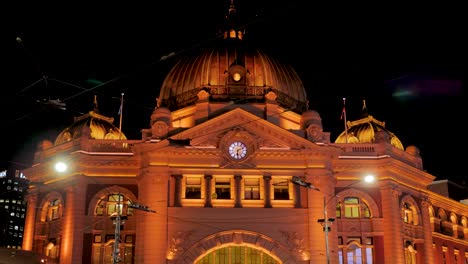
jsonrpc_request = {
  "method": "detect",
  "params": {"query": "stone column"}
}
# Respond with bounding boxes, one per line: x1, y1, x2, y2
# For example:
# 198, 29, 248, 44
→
22, 193, 38, 250
173, 175, 183, 207
306, 170, 337, 264
420, 199, 435, 264
234, 175, 242, 208
135, 170, 169, 263
60, 181, 86, 264
204, 175, 213, 207
263, 175, 272, 208
380, 184, 405, 264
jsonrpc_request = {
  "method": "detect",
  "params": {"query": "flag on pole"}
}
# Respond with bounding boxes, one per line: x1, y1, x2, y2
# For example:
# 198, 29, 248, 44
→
118, 102, 123, 115
118, 93, 124, 139
340, 105, 346, 120
341, 98, 348, 143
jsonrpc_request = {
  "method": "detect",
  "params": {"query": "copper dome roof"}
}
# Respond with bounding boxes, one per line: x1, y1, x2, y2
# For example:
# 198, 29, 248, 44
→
157, 46, 307, 113
55, 99, 126, 145
334, 114, 404, 150
157, 2, 307, 113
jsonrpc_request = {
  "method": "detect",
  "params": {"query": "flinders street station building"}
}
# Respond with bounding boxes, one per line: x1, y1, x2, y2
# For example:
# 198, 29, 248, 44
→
18, 2, 467, 264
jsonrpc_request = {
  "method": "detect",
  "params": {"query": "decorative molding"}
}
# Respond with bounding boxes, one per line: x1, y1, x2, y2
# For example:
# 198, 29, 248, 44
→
279, 230, 310, 259
167, 230, 194, 260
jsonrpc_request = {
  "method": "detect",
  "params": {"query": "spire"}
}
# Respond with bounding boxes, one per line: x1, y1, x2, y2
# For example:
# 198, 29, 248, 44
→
361, 99, 369, 117
228, 0, 237, 16
92, 95, 99, 113
222, 0, 243, 41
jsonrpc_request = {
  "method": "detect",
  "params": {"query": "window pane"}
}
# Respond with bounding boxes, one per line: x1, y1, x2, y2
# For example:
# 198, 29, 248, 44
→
216, 247, 229, 263
344, 197, 359, 204
366, 248, 373, 264
362, 203, 371, 218
215, 178, 231, 199
187, 177, 201, 185
273, 180, 289, 200
186, 177, 202, 199
336, 203, 342, 218
245, 179, 260, 200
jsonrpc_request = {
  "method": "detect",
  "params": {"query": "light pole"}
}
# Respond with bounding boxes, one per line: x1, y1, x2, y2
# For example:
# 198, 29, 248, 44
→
291, 175, 375, 264
110, 206, 127, 264
317, 196, 335, 264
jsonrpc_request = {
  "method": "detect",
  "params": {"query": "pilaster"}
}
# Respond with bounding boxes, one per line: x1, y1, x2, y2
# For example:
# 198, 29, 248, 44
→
380, 183, 405, 264
22, 193, 38, 250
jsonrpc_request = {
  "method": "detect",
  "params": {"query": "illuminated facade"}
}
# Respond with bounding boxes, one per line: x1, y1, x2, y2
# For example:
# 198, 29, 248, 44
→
20, 2, 468, 264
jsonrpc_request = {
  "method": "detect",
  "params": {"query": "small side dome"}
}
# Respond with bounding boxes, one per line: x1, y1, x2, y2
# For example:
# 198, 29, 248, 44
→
55, 97, 127, 145
335, 115, 404, 150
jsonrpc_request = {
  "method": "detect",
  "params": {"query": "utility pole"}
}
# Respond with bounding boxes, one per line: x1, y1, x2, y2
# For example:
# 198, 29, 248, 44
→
111, 212, 124, 264
292, 176, 375, 264
291, 177, 333, 264
111, 199, 155, 263
318, 197, 335, 264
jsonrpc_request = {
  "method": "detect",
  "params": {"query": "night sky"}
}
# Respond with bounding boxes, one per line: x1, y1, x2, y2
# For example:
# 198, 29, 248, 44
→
4, 1, 465, 184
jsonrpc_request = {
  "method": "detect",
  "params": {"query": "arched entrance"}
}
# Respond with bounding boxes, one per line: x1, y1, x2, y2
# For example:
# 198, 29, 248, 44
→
195, 244, 281, 264
173, 230, 299, 264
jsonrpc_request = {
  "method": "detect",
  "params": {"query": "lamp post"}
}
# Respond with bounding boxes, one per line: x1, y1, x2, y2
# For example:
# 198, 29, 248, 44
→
110, 208, 127, 264
291, 175, 375, 264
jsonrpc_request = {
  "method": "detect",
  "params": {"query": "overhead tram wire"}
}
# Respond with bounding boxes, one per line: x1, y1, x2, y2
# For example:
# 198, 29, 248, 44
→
13, 3, 299, 124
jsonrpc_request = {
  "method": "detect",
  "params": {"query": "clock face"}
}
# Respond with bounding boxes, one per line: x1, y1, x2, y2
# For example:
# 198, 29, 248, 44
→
232, 72, 242, 82
228, 141, 247, 160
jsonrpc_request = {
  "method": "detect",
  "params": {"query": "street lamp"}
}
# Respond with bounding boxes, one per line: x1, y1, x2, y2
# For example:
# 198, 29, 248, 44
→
52, 160, 156, 264
291, 174, 375, 264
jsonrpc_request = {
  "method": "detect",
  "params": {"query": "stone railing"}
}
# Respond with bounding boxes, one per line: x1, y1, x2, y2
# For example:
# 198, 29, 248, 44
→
34, 139, 142, 163
337, 143, 423, 170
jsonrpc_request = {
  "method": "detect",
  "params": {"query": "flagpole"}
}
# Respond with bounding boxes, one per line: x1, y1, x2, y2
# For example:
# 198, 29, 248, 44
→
119, 93, 124, 140
343, 98, 348, 143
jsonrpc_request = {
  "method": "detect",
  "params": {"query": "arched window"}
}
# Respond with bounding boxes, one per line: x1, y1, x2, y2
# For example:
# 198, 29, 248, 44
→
403, 202, 413, 224
400, 197, 420, 226
95, 194, 134, 216
404, 241, 417, 264
47, 199, 61, 221
339, 197, 371, 218
338, 239, 374, 264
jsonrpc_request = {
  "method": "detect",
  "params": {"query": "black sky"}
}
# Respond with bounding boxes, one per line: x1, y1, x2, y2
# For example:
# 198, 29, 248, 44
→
4, 1, 466, 184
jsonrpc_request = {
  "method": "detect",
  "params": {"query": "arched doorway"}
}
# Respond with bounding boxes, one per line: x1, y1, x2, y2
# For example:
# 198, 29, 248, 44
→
172, 230, 298, 264
195, 244, 281, 264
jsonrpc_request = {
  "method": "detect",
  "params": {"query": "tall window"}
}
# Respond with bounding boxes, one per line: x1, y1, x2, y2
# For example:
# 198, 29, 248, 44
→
403, 203, 413, 224
273, 179, 289, 200
215, 178, 231, 199
244, 178, 260, 200
95, 194, 134, 216
47, 199, 61, 221
339, 239, 374, 264
185, 177, 201, 199
336, 202, 342, 218
404, 242, 417, 264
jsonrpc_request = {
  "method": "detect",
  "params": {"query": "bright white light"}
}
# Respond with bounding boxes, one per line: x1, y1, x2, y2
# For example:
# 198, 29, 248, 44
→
55, 162, 68, 173
364, 175, 375, 183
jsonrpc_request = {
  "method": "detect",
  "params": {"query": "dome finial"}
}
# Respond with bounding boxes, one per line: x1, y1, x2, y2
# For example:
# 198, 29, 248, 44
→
93, 95, 99, 113
229, 0, 236, 15
222, 0, 243, 40
361, 99, 369, 117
